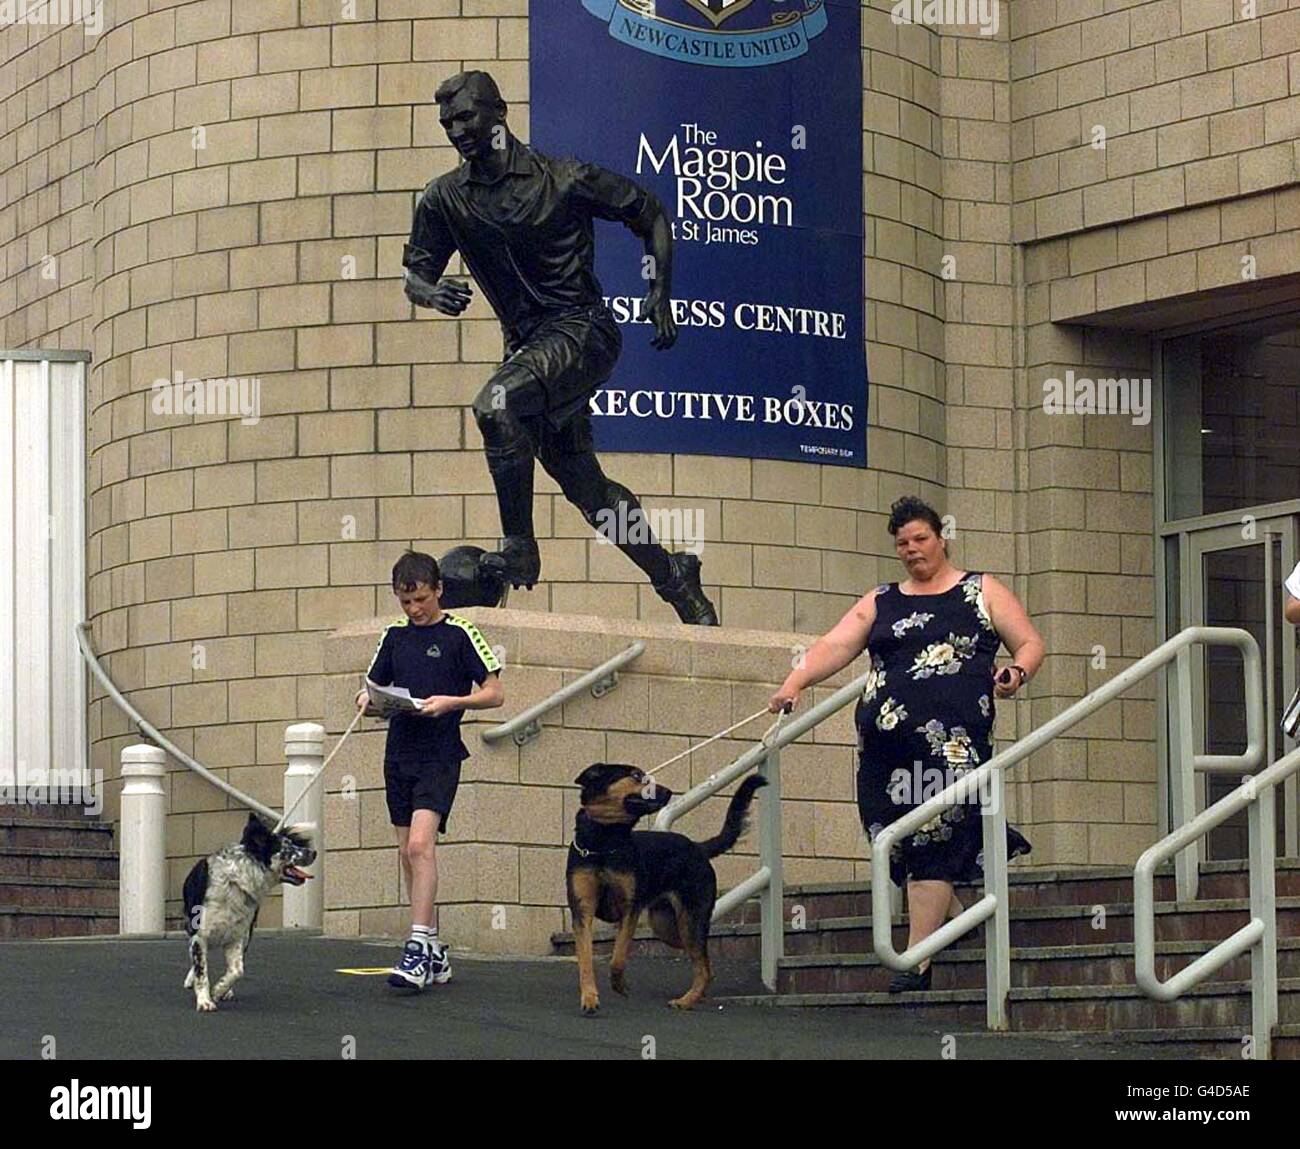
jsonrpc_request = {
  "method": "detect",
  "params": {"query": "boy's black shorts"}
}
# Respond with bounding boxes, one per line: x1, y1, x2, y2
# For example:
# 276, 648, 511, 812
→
384, 757, 462, 832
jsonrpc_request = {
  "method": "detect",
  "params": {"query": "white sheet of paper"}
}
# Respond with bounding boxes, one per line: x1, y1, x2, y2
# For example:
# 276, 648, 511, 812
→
365, 679, 425, 716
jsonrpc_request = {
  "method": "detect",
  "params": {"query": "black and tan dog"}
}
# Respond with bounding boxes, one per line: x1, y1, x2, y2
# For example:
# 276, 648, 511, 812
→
566, 763, 766, 1014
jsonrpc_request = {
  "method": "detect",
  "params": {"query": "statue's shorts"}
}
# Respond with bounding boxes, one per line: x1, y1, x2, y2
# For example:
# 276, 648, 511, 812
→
499, 304, 623, 432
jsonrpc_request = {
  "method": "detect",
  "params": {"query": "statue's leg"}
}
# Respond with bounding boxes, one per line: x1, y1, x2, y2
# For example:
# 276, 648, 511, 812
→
538, 419, 718, 625
471, 364, 545, 589
537, 416, 670, 584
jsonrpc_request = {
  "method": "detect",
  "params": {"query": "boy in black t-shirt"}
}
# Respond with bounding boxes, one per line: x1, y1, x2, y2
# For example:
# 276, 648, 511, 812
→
355, 550, 504, 990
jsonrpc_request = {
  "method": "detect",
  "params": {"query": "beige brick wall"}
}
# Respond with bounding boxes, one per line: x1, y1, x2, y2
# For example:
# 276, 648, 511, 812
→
1011, 0, 1300, 241
1018, 313, 1159, 866
6, 2, 1299, 943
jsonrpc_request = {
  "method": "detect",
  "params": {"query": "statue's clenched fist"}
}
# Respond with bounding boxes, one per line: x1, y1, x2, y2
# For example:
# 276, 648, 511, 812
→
405, 270, 473, 316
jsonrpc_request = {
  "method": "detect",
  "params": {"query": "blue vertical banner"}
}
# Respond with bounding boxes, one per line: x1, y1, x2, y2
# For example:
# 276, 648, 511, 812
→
530, 0, 866, 467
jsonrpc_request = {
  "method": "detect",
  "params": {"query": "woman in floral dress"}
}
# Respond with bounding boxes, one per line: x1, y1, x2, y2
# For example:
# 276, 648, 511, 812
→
771, 496, 1044, 991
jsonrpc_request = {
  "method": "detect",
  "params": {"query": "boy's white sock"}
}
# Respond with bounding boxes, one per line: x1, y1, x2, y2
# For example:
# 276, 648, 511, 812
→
410, 924, 432, 953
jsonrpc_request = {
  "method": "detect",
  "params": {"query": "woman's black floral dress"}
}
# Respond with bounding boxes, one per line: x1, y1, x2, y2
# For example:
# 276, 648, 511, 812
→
855, 571, 1031, 887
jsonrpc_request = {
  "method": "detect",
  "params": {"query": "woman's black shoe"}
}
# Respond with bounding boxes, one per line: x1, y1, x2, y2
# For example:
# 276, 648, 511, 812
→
888, 964, 933, 994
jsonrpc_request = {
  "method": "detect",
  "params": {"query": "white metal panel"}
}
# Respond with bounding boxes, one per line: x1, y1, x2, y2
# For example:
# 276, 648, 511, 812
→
0, 360, 13, 783
13, 359, 51, 779
0, 353, 89, 786
49, 359, 87, 784
71, 361, 87, 782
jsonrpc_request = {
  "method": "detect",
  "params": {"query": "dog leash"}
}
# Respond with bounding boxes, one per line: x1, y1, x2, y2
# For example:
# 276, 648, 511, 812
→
645, 703, 790, 777
570, 705, 790, 858
273, 707, 365, 833
277, 698, 792, 830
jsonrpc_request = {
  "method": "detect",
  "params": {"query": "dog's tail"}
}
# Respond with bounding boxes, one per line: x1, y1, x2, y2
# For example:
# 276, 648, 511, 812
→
698, 775, 768, 860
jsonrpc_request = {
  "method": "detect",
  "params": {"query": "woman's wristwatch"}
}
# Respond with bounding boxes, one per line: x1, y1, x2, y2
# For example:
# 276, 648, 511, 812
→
1010, 664, 1029, 687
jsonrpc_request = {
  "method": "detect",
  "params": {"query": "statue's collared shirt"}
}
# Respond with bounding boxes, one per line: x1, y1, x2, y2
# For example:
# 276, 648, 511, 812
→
402, 138, 661, 350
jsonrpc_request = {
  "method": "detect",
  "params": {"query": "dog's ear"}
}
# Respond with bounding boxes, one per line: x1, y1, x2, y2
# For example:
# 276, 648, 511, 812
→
573, 764, 610, 788
241, 812, 271, 845
283, 823, 314, 847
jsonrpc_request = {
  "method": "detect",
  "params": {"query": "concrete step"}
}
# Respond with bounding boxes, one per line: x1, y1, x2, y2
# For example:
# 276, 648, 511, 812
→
783, 898, 1300, 953
0, 803, 101, 822
0, 818, 114, 849
777, 938, 1300, 993
1010, 979, 1300, 1033
0, 847, 119, 881
719, 978, 1300, 1033
0, 905, 120, 940
722, 860, 1300, 925
1032, 1024, 1300, 1060
0, 876, 119, 911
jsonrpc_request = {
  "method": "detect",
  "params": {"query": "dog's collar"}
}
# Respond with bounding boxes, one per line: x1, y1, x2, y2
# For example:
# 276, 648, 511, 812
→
569, 836, 631, 859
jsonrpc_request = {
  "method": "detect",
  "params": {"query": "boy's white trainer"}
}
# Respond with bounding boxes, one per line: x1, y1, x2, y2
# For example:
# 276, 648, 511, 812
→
427, 939, 452, 985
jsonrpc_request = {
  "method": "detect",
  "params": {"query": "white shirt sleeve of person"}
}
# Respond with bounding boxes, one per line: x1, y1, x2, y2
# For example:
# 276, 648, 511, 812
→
1287, 561, 1300, 601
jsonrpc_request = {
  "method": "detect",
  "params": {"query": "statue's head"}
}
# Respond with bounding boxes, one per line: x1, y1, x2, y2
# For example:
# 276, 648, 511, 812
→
435, 71, 508, 162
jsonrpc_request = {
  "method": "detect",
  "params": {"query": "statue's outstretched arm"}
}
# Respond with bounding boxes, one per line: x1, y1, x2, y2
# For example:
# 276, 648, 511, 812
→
638, 204, 677, 351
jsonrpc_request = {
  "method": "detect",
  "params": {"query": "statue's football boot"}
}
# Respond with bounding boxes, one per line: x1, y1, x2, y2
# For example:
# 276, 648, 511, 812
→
480, 535, 542, 592
654, 552, 719, 626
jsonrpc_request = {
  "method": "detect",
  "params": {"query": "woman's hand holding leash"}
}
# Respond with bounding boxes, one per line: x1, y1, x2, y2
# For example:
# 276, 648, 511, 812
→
769, 687, 799, 714
993, 664, 1027, 699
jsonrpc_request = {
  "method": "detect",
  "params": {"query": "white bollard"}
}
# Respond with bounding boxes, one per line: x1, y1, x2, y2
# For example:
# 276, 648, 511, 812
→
120, 745, 167, 935
282, 723, 325, 930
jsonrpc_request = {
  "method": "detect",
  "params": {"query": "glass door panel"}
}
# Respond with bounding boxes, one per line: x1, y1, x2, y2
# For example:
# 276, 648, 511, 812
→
1184, 519, 1297, 859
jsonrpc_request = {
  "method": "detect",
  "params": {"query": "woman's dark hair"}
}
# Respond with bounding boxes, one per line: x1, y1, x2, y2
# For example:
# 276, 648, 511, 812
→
392, 550, 440, 593
887, 496, 944, 539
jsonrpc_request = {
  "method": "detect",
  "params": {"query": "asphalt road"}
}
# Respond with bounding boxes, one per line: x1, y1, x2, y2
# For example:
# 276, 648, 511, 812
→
0, 934, 1185, 1061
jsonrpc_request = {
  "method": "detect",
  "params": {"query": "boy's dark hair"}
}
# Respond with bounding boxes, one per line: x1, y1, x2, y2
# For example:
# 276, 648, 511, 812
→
392, 550, 440, 593
887, 496, 945, 540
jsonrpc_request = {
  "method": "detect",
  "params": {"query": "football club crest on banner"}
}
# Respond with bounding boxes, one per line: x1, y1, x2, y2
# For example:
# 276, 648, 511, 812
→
580, 0, 829, 67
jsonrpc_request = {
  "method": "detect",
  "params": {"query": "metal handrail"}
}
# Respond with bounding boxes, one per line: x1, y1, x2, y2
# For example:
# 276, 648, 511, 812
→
1135, 744, 1299, 1060
75, 621, 280, 822
872, 625, 1263, 1032
480, 640, 644, 746
654, 666, 876, 990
